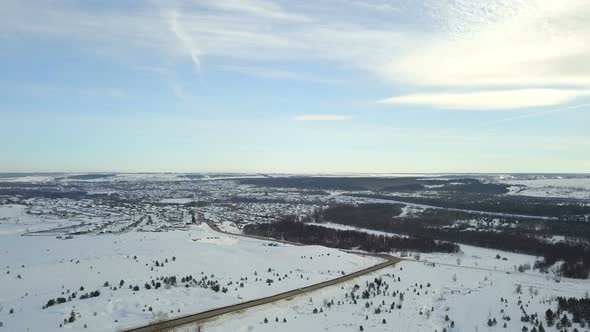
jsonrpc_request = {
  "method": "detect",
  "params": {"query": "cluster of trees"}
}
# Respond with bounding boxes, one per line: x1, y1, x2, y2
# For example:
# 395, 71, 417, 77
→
263, 317, 288, 323
79, 290, 100, 300
240, 176, 421, 191
43, 297, 67, 309
0, 188, 89, 200
65, 173, 116, 180
308, 274, 409, 330
556, 297, 590, 324
239, 176, 508, 193
350, 192, 590, 218
545, 308, 573, 329
423, 225, 588, 278
319, 204, 404, 226
42, 288, 100, 309
243, 218, 459, 253
319, 204, 590, 278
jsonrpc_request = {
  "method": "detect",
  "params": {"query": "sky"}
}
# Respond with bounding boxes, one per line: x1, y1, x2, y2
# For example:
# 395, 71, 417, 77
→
1, 0, 589, 173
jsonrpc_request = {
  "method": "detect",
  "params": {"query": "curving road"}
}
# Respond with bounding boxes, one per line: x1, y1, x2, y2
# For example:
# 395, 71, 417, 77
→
122, 223, 400, 332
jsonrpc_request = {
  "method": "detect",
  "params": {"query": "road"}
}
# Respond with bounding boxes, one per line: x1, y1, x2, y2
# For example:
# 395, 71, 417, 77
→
123, 223, 400, 332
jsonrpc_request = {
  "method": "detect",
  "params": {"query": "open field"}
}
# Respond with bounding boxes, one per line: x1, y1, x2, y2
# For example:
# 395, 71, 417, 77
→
1, 173, 589, 331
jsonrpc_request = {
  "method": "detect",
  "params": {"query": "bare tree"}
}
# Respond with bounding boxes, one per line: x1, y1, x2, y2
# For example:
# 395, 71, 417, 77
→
151, 311, 170, 332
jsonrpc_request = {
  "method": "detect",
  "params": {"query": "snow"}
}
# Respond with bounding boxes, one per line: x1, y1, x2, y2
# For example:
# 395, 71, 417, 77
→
415, 243, 542, 275
2, 202, 590, 332
159, 198, 195, 204
0, 175, 56, 183
311, 222, 410, 239
217, 221, 243, 234
200, 255, 590, 332
0, 215, 381, 332
502, 177, 590, 199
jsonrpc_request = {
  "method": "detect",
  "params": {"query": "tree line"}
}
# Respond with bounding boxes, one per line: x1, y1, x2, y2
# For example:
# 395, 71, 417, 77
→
347, 193, 590, 218
243, 217, 459, 253
319, 204, 590, 278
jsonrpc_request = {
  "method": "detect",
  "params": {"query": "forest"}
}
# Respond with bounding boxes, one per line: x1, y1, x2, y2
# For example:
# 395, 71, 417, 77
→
319, 204, 590, 279
239, 176, 508, 193
557, 297, 590, 323
243, 217, 460, 253
350, 192, 590, 218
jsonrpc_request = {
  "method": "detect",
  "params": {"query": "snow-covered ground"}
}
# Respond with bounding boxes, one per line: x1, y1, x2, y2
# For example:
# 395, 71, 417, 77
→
200, 256, 590, 332
217, 221, 243, 234
311, 222, 404, 238
159, 198, 195, 204
2, 203, 590, 332
501, 177, 590, 199
0, 207, 382, 332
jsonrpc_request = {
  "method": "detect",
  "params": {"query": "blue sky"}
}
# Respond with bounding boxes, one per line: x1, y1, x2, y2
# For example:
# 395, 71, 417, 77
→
1, 0, 589, 173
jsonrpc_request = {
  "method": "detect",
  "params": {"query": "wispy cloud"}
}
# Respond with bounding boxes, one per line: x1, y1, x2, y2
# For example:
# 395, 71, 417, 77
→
220, 65, 309, 80
293, 115, 352, 121
219, 65, 342, 83
4, 0, 590, 110
197, 0, 310, 22
484, 102, 590, 127
379, 89, 590, 110
167, 10, 201, 74
343, 0, 400, 12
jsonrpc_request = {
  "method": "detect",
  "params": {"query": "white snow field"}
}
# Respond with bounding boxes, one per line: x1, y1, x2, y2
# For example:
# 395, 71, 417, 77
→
501, 177, 590, 199
2, 204, 590, 332
0, 205, 381, 332
200, 256, 590, 332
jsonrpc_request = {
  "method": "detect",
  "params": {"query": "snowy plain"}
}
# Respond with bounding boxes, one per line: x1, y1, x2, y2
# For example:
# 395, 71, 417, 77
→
200, 248, 590, 332
501, 177, 590, 199
0, 205, 381, 332
2, 201, 590, 332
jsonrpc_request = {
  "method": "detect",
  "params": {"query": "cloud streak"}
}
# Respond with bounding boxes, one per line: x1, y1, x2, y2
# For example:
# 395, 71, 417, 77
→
293, 115, 352, 121
484, 102, 590, 127
197, 0, 310, 22
4, 0, 590, 110
167, 10, 201, 74
379, 89, 590, 110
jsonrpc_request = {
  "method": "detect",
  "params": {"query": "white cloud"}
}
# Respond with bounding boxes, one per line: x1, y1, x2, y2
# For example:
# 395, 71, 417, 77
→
220, 65, 309, 80
167, 10, 201, 74
218, 65, 343, 83
4, 0, 590, 110
196, 0, 309, 22
383, 1, 590, 87
293, 115, 352, 121
379, 89, 590, 110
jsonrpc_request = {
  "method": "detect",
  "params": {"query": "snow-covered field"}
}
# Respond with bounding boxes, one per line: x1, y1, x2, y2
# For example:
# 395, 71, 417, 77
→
0, 205, 381, 332
201, 252, 590, 332
311, 222, 406, 238
416, 244, 542, 274
501, 177, 590, 199
2, 203, 590, 332
217, 221, 243, 234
